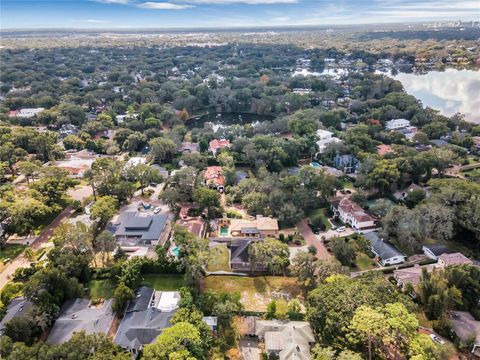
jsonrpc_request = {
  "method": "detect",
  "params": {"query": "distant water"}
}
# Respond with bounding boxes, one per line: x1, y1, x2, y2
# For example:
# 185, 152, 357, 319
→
392, 69, 480, 124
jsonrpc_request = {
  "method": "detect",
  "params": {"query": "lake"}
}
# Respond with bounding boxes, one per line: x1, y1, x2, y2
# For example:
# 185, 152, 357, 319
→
393, 69, 480, 124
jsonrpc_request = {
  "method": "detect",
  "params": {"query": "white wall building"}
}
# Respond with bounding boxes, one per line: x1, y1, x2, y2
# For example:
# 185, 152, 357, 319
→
386, 118, 411, 131
316, 129, 341, 153
17, 108, 45, 118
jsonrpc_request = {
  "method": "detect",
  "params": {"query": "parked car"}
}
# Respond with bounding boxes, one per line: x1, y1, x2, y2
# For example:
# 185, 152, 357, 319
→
429, 334, 445, 345
153, 206, 161, 214
336, 226, 346, 232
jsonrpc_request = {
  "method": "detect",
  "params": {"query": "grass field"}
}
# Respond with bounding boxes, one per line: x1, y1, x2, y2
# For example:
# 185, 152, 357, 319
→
0, 244, 26, 272
87, 279, 116, 299
141, 274, 184, 291
354, 252, 378, 271
203, 275, 301, 311
207, 245, 230, 272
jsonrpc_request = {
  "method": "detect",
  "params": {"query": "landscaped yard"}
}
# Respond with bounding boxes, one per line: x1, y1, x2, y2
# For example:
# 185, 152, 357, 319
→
308, 208, 331, 231
207, 245, 230, 272
0, 244, 26, 272
87, 279, 116, 300
202, 275, 301, 311
354, 252, 378, 271
141, 274, 184, 291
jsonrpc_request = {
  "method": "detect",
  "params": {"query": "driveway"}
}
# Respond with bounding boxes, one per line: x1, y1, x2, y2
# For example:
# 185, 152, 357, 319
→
68, 185, 93, 202
296, 219, 332, 261
239, 339, 260, 360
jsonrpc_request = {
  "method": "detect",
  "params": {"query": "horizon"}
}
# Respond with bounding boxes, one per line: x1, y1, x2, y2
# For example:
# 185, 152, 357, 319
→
1, 0, 479, 30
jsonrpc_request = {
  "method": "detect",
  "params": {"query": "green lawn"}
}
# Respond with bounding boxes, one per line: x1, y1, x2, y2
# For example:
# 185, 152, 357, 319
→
308, 208, 331, 231
0, 244, 27, 272
354, 252, 378, 271
141, 274, 184, 291
203, 275, 301, 311
207, 245, 230, 272
87, 279, 116, 300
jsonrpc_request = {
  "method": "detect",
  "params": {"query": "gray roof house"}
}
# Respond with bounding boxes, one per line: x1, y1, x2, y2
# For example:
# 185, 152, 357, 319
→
333, 154, 360, 174
364, 232, 406, 266
110, 211, 169, 246
0, 297, 32, 335
255, 320, 315, 360
422, 244, 451, 260
114, 287, 180, 356
230, 239, 268, 273
47, 298, 115, 344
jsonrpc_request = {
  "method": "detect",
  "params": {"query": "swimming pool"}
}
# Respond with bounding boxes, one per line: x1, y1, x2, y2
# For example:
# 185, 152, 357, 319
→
172, 246, 180, 257
220, 226, 229, 237
310, 162, 321, 168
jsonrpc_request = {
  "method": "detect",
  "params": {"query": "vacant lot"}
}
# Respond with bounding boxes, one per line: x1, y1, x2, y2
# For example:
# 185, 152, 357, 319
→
203, 275, 301, 311
207, 244, 230, 272
141, 274, 184, 291
0, 244, 26, 272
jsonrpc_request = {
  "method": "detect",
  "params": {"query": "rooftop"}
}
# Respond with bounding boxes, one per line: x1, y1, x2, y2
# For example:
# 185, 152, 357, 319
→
364, 232, 405, 260
111, 211, 168, 242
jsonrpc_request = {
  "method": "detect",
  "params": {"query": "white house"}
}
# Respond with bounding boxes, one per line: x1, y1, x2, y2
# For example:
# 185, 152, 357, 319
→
422, 244, 450, 260
331, 197, 376, 233
386, 118, 411, 131
11, 108, 45, 118
365, 232, 406, 266
316, 129, 341, 154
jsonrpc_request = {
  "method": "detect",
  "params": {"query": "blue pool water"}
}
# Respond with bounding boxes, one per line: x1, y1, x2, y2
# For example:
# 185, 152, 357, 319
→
310, 162, 321, 168
172, 247, 180, 257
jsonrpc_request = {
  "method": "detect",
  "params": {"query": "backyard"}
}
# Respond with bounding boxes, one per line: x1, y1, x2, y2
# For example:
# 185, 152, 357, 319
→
207, 244, 230, 272
0, 244, 26, 272
354, 252, 378, 271
307, 208, 331, 232
202, 275, 301, 311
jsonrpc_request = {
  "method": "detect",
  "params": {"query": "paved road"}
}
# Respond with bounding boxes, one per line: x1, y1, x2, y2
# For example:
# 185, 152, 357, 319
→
0, 206, 74, 289
296, 219, 332, 261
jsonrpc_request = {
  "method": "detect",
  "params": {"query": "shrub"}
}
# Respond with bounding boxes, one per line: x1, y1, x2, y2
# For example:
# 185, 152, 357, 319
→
279, 233, 285, 242
308, 245, 317, 254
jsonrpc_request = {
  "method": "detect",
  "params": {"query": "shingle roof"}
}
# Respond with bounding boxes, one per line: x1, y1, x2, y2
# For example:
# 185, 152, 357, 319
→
438, 252, 472, 266
47, 298, 115, 344
364, 232, 405, 260
0, 297, 32, 334
112, 212, 168, 241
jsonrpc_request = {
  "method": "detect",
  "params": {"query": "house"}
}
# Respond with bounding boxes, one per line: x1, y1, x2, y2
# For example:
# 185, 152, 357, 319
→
202, 316, 218, 333
430, 139, 449, 147
230, 239, 268, 272
385, 118, 411, 131
0, 297, 32, 336
392, 183, 427, 201
364, 232, 406, 266
209, 139, 230, 157
59, 123, 79, 138
450, 311, 480, 357
177, 142, 200, 153
315, 129, 341, 154
377, 144, 394, 156
125, 156, 147, 169
53, 157, 95, 178
114, 287, 180, 356
110, 211, 170, 247
47, 298, 115, 344
9, 108, 44, 118
226, 215, 279, 238
396, 126, 417, 141
177, 217, 206, 238
333, 154, 360, 174
438, 252, 473, 267
330, 197, 376, 233
422, 244, 451, 260
203, 166, 225, 193
150, 164, 169, 179
254, 320, 315, 360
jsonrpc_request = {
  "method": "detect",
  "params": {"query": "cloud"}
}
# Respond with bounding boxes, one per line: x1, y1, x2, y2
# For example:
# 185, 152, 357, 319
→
173, 0, 299, 3
96, 0, 131, 4
137, 2, 194, 9
80, 19, 111, 23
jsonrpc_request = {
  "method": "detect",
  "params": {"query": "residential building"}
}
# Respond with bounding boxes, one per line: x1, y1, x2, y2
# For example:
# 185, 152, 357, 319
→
392, 183, 427, 201
254, 320, 315, 360
396, 126, 417, 140
0, 297, 32, 336
9, 108, 44, 118
177, 142, 200, 153
230, 239, 268, 272
220, 215, 279, 238
377, 144, 394, 156
330, 197, 376, 233
114, 287, 180, 356
438, 252, 473, 267
202, 316, 218, 333
423, 244, 451, 260
203, 166, 225, 193
58, 123, 79, 138
333, 154, 360, 174
364, 232, 406, 266
150, 164, 169, 179
209, 139, 230, 157
385, 118, 411, 131
430, 139, 449, 147
110, 211, 170, 247
125, 156, 147, 168
47, 299, 115, 344
53, 157, 95, 178
315, 129, 341, 154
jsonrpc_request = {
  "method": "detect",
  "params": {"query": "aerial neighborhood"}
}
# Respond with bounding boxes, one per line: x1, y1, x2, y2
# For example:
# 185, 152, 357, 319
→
0, 23, 480, 360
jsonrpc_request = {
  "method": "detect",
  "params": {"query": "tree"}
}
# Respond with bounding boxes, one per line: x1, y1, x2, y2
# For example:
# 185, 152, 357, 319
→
128, 163, 163, 195
63, 135, 86, 150
90, 196, 119, 230
384, 302, 419, 359
249, 238, 290, 275
16, 161, 41, 187
288, 109, 319, 136
94, 230, 116, 267
331, 237, 356, 266
291, 251, 317, 293
2, 316, 38, 345
112, 282, 134, 314
149, 137, 177, 163
193, 187, 221, 219
143, 322, 203, 360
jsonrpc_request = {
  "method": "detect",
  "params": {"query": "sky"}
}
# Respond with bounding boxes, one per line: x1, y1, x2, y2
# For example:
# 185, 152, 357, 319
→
1, 0, 479, 29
